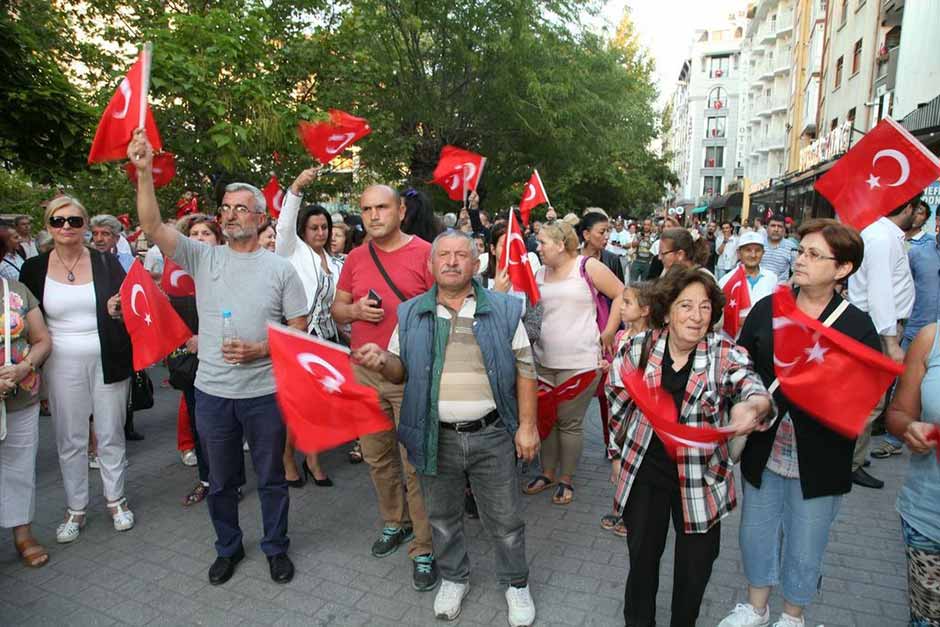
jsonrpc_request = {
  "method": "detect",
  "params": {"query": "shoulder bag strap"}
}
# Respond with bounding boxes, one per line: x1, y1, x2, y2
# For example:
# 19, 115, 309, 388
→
766, 298, 850, 394
368, 242, 407, 303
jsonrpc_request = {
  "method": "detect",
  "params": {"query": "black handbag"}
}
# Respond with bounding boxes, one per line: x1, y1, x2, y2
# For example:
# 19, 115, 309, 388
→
129, 370, 154, 411
166, 347, 198, 390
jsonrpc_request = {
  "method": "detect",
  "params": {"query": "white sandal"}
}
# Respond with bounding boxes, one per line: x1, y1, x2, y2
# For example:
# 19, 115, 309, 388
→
56, 509, 86, 543
108, 498, 135, 532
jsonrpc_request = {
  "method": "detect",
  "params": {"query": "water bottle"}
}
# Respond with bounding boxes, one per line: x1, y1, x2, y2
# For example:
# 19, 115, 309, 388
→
221, 310, 238, 348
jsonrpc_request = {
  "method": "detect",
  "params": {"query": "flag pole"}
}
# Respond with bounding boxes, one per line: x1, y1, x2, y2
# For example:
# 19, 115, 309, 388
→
534, 169, 551, 208
500, 207, 514, 272
138, 42, 153, 131
462, 165, 468, 212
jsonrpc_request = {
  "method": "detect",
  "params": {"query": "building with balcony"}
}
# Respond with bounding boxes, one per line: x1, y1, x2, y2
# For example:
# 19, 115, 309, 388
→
665, 9, 749, 207
785, 0, 827, 172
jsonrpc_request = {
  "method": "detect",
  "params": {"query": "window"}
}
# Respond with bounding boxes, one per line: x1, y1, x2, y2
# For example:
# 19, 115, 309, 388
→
834, 56, 843, 88
707, 87, 727, 109
847, 107, 856, 124
709, 55, 730, 78
706, 117, 726, 138
852, 39, 862, 74
704, 146, 725, 168
830, 117, 839, 131
703, 176, 723, 196
840, 0, 848, 26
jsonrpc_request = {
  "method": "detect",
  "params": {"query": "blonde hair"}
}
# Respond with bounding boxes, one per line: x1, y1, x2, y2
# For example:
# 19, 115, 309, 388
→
561, 212, 580, 227
540, 220, 580, 253
583, 206, 608, 218
44, 195, 89, 225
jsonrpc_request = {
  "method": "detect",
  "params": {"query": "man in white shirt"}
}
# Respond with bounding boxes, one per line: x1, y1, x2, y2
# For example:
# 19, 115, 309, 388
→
715, 221, 738, 279
718, 231, 777, 337
606, 218, 627, 257
846, 195, 917, 489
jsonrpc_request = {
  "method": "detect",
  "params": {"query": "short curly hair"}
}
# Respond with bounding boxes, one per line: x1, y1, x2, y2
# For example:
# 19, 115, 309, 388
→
649, 266, 725, 329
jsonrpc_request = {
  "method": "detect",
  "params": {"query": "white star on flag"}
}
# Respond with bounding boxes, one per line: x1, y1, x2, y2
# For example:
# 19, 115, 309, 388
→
320, 377, 343, 394
729, 298, 736, 308
803, 341, 829, 364
144, 313, 152, 326
865, 174, 881, 189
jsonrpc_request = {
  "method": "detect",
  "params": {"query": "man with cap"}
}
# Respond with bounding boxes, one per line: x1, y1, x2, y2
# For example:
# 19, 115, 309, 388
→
718, 230, 777, 336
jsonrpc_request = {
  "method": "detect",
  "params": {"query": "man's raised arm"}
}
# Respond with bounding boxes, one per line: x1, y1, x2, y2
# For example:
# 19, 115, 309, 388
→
127, 128, 180, 258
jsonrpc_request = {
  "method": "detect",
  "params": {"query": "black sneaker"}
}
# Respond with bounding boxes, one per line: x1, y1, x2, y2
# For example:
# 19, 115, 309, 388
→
412, 554, 439, 591
371, 525, 414, 558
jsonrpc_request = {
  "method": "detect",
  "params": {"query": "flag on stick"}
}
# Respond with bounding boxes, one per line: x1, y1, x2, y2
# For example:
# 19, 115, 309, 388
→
519, 170, 549, 226
120, 260, 192, 370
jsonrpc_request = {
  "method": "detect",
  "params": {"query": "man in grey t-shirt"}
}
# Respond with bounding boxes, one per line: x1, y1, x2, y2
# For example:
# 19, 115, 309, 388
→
127, 130, 307, 587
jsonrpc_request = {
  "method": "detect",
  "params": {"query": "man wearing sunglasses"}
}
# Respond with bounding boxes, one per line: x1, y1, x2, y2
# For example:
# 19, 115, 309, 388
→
127, 130, 308, 586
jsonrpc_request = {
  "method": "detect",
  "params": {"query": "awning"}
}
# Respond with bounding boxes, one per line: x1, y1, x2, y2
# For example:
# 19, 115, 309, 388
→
708, 192, 743, 209
692, 205, 709, 214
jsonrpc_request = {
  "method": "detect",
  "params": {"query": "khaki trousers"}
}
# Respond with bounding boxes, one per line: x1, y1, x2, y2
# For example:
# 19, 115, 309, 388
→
353, 364, 432, 558
852, 394, 888, 471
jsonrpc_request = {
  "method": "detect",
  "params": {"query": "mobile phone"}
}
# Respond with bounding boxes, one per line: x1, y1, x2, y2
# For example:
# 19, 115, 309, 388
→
367, 289, 382, 308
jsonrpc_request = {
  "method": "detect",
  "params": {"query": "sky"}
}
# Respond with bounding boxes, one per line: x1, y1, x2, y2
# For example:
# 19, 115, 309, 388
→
600, 0, 748, 110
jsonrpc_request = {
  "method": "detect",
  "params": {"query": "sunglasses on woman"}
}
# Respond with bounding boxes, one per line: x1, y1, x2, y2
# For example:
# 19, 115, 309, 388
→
48, 216, 85, 229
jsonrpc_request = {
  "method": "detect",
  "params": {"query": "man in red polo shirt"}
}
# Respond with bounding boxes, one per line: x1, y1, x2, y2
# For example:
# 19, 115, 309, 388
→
332, 184, 438, 591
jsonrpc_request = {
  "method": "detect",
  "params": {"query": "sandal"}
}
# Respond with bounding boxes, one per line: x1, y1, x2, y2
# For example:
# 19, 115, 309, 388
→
182, 483, 209, 507
600, 514, 619, 530
107, 498, 135, 532
612, 520, 628, 538
348, 441, 363, 464
15, 537, 49, 568
552, 482, 574, 505
56, 509, 86, 544
522, 475, 556, 495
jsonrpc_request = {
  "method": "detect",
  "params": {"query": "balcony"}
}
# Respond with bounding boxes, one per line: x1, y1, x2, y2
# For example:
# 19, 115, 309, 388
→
756, 99, 773, 117
770, 95, 789, 113
760, 25, 776, 44
776, 10, 794, 36
774, 46, 792, 74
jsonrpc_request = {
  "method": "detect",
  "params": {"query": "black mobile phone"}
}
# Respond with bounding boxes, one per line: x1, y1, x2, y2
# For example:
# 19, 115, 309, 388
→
367, 289, 382, 308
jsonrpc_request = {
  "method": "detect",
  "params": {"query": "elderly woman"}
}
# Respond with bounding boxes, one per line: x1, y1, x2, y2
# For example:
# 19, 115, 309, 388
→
607, 266, 772, 627
19, 196, 134, 543
524, 221, 622, 505
0, 235, 53, 567
886, 323, 940, 625
276, 167, 345, 487
258, 219, 276, 253
719, 219, 878, 627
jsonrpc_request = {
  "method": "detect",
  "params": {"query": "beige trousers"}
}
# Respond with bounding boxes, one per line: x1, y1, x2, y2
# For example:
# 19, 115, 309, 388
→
538, 366, 599, 479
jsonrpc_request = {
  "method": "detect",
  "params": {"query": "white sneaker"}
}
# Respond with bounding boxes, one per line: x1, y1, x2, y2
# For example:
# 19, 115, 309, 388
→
772, 614, 804, 627
717, 603, 770, 627
180, 449, 198, 467
56, 509, 86, 543
505, 584, 535, 627
434, 580, 469, 621
108, 498, 135, 532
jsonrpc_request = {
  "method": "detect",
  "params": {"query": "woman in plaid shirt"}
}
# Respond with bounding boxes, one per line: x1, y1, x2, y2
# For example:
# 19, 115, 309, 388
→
606, 266, 773, 627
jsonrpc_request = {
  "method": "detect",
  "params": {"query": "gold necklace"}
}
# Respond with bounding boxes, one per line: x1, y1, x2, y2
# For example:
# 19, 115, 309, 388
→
55, 249, 83, 282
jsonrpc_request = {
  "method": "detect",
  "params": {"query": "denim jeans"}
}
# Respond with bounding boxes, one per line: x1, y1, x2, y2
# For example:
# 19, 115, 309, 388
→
418, 420, 528, 586
740, 468, 842, 607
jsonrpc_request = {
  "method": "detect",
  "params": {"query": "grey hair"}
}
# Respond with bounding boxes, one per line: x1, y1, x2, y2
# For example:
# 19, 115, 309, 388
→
89, 214, 123, 236
443, 212, 457, 228
431, 229, 479, 261
224, 182, 266, 213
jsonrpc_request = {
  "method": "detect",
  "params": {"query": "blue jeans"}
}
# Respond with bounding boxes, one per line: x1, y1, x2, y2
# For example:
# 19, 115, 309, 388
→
195, 390, 289, 558
739, 469, 842, 607
418, 420, 528, 586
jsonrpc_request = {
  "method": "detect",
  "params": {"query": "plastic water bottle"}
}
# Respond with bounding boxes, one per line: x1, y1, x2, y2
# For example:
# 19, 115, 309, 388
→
221, 310, 238, 348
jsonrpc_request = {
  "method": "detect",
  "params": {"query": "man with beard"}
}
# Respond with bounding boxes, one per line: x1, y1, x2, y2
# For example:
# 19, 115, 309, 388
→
127, 130, 308, 585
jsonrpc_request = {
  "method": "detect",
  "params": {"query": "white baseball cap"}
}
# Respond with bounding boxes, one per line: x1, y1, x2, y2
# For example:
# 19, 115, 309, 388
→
737, 231, 765, 248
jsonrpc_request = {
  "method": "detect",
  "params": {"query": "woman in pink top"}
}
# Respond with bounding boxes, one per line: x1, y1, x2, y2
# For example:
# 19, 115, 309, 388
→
524, 221, 623, 504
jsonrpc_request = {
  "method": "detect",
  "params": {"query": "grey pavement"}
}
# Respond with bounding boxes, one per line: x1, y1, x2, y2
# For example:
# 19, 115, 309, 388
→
0, 367, 912, 626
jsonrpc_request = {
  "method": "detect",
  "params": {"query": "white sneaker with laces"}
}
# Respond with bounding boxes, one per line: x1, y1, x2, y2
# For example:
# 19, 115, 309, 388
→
180, 449, 197, 466
108, 498, 135, 532
505, 584, 535, 627
771, 613, 804, 627
717, 603, 771, 627
56, 510, 86, 543
433, 580, 469, 620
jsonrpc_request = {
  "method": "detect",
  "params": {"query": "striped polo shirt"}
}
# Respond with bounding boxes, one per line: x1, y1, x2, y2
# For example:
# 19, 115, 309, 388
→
760, 238, 796, 283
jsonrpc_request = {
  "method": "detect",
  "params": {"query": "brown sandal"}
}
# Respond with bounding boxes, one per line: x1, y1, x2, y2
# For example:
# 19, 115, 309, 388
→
552, 482, 574, 505
522, 475, 556, 495
15, 537, 49, 568
182, 483, 209, 507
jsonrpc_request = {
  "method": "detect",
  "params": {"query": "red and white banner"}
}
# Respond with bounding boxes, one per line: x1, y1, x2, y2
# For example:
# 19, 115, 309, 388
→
431, 145, 486, 202
298, 109, 372, 165
262, 174, 284, 219
120, 260, 193, 370
537, 370, 596, 439
124, 152, 175, 188
519, 170, 549, 226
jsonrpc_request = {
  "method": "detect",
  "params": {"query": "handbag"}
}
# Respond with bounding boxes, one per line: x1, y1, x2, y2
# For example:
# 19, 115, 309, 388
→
728, 298, 850, 462
166, 347, 198, 390
129, 370, 154, 411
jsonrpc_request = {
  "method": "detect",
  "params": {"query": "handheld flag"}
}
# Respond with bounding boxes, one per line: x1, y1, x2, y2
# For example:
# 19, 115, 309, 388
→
431, 146, 486, 202
120, 260, 193, 370
498, 208, 540, 305
519, 170, 549, 226
721, 264, 751, 338
174, 194, 198, 219
262, 174, 284, 219
298, 110, 372, 165
160, 257, 196, 298
814, 117, 940, 231
124, 152, 175, 188
771, 286, 904, 437
88, 46, 163, 164
268, 324, 393, 453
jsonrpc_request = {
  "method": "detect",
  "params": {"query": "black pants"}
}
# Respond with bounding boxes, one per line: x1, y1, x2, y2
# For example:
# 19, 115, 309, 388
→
182, 386, 210, 484
622, 480, 720, 627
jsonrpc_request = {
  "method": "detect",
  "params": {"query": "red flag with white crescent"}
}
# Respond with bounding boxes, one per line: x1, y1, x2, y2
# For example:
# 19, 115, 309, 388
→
263, 174, 284, 219
124, 152, 175, 188
518, 170, 549, 226
298, 109, 372, 165
88, 50, 163, 164
498, 208, 540, 305
721, 264, 751, 338
814, 117, 940, 231
120, 260, 193, 370
160, 256, 196, 298
268, 324, 392, 453
431, 146, 486, 202
771, 286, 903, 438
537, 370, 597, 439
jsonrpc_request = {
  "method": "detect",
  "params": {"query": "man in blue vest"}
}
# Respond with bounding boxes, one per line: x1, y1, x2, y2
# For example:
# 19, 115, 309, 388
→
353, 229, 539, 626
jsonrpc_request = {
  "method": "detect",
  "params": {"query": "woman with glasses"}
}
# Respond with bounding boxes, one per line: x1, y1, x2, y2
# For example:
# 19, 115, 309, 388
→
20, 196, 135, 543
718, 219, 879, 627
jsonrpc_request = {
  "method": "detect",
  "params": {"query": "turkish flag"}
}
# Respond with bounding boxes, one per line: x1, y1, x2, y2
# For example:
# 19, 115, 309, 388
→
722, 264, 751, 338
262, 174, 284, 218
174, 195, 198, 219
120, 260, 193, 370
160, 256, 196, 297
498, 208, 540, 305
124, 152, 175, 188
618, 364, 731, 460
431, 146, 486, 201
519, 170, 549, 226
298, 109, 372, 165
88, 52, 163, 164
537, 370, 597, 439
771, 287, 904, 438
268, 324, 392, 453
814, 117, 940, 231
116, 214, 131, 230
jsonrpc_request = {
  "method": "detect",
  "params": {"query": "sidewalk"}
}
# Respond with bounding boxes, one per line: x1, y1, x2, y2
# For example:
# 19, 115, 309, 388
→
0, 370, 911, 626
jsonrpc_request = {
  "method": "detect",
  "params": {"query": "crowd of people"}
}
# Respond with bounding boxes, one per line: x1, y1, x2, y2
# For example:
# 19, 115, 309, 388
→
0, 128, 936, 627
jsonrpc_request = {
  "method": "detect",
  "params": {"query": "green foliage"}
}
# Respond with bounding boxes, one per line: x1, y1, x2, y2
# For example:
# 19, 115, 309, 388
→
1, 0, 674, 221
